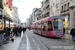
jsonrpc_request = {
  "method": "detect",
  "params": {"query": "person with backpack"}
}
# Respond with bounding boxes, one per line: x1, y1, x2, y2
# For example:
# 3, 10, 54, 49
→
18, 27, 22, 36
70, 27, 75, 41
13, 27, 18, 36
63, 26, 65, 38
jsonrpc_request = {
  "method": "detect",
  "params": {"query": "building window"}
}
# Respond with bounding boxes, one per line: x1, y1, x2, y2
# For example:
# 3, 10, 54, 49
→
62, 6, 63, 11
67, 3, 69, 9
64, 4, 67, 10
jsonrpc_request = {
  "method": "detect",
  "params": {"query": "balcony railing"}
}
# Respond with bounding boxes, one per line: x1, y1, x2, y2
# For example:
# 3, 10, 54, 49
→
61, 9, 69, 13
45, 1, 49, 7
45, 0, 49, 3
46, 5, 49, 9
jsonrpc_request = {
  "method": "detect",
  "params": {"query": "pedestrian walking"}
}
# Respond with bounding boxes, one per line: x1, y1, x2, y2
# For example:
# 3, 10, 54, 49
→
24, 27, 26, 32
70, 27, 75, 41
23, 27, 26, 33
18, 27, 22, 36
10, 27, 14, 42
63, 26, 65, 38
7, 27, 11, 36
10, 27, 13, 37
13, 27, 18, 37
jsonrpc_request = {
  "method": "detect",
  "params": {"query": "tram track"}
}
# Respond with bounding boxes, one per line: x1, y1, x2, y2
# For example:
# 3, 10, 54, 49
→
29, 30, 75, 50
31, 34, 51, 50
32, 36, 51, 50
28, 30, 51, 50
33, 32, 75, 45
40, 41, 51, 50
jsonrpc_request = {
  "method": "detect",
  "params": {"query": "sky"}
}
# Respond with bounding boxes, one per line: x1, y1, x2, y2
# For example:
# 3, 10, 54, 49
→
13, 0, 43, 23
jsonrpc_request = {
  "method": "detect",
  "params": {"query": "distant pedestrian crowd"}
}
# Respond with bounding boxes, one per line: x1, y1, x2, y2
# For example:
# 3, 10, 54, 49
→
4, 26, 26, 37
12, 26, 26, 36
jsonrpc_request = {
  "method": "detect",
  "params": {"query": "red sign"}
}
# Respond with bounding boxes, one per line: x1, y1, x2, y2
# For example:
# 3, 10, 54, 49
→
6, 0, 8, 4
9, 0, 12, 10
10, 0, 12, 10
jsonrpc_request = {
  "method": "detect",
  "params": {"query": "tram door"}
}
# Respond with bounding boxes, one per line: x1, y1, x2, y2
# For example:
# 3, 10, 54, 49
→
42, 21, 47, 36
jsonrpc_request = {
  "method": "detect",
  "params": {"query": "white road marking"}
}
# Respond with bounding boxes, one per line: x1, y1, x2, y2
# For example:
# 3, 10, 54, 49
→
28, 30, 49, 50
27, 30, 41, 50
32, 39, 40, 50
26, 31, 31, 50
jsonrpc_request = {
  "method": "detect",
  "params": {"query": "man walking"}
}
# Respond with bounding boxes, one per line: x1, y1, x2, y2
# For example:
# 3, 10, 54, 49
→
18, 27, 22, 36
13, 26, 18, 36
70, 27, 75, 41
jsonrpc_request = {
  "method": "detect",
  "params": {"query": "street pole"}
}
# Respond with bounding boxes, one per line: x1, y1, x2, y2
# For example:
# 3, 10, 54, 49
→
9, 18, 10, 28
4, 8, 6, 30
4, 16, 6, 30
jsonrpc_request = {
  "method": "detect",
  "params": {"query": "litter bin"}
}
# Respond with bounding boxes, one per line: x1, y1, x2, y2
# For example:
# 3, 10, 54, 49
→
0, 34, 4, 45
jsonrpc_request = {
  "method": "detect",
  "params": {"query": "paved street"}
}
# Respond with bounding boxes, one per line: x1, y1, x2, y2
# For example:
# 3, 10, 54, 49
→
0, 29, 75, 50
19, 29, 75, 50
1, 0, 75, 50
0, 31, 23, 50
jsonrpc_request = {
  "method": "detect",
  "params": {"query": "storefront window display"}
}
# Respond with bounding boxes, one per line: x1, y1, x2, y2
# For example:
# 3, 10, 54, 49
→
63, 15, 70, 34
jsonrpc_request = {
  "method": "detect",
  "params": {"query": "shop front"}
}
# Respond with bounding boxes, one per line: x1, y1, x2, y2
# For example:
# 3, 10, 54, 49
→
61, 13, 70, 34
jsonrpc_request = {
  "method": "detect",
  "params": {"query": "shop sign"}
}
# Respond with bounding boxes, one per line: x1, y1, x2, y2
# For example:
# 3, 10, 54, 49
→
6, 0, 8, 4
6, 0, 12, 10
9, 0, 12, 10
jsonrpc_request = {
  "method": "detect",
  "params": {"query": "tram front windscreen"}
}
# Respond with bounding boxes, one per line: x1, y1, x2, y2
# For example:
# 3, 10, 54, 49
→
53, 19, 62, 30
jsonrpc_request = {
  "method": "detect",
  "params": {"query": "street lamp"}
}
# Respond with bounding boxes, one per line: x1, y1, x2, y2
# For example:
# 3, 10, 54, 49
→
4, 8, 6, 30
9, 15, 10, 28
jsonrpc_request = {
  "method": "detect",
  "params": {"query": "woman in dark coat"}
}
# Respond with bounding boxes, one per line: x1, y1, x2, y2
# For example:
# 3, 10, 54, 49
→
23, 27, 26, 33
18, 27, 22, 36
70, 28, 75, 41
63, 27, 65, 38
13, 27, 18, 36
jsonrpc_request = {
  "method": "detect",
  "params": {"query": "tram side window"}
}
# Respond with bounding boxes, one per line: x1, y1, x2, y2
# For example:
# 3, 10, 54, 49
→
48, 21, 53, 31
38, 23, 41, 30
42, 22, 47, 31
